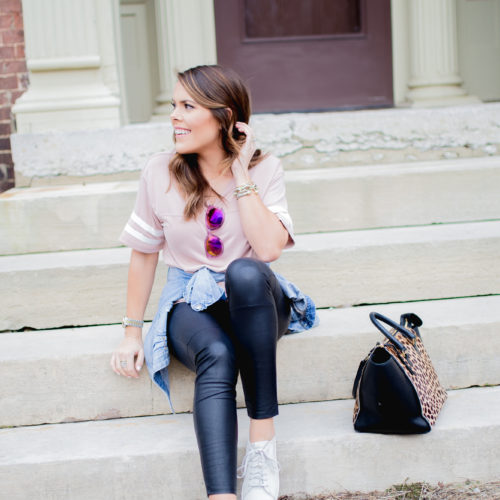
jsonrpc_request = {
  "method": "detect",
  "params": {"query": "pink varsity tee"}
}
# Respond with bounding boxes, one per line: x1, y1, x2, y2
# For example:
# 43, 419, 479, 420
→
119, 151, 295, 273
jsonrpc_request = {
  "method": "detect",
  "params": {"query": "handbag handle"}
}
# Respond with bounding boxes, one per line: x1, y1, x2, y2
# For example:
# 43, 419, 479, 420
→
369, 312, 416, 352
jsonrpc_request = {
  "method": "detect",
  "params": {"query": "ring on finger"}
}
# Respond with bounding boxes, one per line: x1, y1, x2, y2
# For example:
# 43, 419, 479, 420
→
120, 361, 127, 367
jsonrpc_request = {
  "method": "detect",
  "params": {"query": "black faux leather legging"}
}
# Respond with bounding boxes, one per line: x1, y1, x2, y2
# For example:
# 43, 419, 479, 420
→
167, 258, 291, 496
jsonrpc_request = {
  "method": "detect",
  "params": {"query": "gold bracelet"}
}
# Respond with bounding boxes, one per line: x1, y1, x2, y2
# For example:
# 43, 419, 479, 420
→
234, 182, 258, 199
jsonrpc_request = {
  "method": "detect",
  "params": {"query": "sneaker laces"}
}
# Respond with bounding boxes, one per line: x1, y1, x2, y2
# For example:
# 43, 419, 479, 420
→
237, 443, 280, 496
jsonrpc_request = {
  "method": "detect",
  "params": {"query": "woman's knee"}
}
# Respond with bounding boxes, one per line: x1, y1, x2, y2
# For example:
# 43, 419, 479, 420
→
195, 337, 237, 380
225, 258, 270, 302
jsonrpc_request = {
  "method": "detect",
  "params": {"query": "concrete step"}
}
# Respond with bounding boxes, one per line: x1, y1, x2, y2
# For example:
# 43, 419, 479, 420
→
0, 386, 498, 499
2, 156, 500, 255
1, 220, 499, 331
1, 296, 499, 428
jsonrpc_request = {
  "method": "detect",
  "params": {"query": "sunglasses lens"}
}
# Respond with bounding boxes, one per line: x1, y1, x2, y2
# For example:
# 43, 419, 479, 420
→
206, 206, 224, 230
205, 234, 223, 257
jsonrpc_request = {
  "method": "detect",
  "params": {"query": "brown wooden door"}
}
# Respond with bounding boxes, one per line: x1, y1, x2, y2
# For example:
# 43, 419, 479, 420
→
214, 0, 393, 112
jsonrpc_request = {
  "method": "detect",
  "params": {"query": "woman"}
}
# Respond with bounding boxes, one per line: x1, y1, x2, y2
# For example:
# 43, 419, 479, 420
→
110, 65, 317, 500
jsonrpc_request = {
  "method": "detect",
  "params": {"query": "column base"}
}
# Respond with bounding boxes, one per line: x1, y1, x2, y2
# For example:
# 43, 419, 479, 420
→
408, 94, 481, 108
13, 97, 121, 133
12, 64, 122, 133
407, 83, 481, 108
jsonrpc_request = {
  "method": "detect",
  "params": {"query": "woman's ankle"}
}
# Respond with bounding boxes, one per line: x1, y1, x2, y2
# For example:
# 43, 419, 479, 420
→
249, 417, 275, 443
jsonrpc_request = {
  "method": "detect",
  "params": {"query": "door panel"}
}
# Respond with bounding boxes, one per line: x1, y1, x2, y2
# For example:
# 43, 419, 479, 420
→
244, 0, 361, 38
214, 0, 393, 112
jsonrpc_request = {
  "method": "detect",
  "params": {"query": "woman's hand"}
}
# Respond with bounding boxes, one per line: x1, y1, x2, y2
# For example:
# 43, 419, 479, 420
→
110, 332, 144, 378
231, 121, 256, 183
110, 250, 157, 378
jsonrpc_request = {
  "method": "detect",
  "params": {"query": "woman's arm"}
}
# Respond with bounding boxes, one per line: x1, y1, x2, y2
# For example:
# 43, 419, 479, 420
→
235, 189, 289, 262
232, 122, 289, 262
110, 249, 159, 378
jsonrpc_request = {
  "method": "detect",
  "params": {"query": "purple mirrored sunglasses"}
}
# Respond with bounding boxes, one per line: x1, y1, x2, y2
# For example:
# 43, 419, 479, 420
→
205, 206, 224, 257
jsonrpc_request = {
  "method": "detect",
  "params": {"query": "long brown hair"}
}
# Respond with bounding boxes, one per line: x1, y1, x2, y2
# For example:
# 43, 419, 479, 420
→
169, 65, 265, 219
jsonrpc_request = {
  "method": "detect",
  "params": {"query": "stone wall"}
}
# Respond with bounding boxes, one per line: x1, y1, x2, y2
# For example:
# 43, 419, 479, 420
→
0, 0, 28, 192
10, 102, 500, 186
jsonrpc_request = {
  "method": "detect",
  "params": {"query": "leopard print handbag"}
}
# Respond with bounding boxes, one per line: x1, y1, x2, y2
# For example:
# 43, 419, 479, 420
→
352, 312, 447, 434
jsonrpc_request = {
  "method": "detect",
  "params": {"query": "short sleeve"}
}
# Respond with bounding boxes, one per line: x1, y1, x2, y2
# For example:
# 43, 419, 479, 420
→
260, 158, 295, 248
119, 161, 166, 253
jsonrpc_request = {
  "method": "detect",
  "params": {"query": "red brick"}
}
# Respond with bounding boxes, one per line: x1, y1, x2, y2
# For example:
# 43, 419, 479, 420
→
0, 14, 12, 29
15, 12, 23, 29
1, 59, 27, 73
0, 182, 15, 193
0, 75, 17, 90
2, 28, 23, 44
0, 152, 13, 165
0, 0, 23, 13
0, 122, 11, 135
0, 15, 10, 29
0, 11, 24, 30
0, 136, 11, 150
0, 107, 11, 120
0, 46, 15, 59
0, 180, 15, 193
13, 43, 24, 59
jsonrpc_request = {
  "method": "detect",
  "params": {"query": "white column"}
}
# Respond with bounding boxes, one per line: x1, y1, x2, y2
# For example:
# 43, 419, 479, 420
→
406, 0, 479, 106
13, 0, 122, 132
152, 0, 217, 119
390, 0, 410, 106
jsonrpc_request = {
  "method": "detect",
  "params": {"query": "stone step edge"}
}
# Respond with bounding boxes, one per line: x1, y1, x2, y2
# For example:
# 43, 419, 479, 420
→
0, 386, 498, 498
3, 294, 500, 353
3, 154, 500, 199
2, 219, 500, 331
3, 154, 499, 256
2, 219, 500, 271
1, 295, 499, 428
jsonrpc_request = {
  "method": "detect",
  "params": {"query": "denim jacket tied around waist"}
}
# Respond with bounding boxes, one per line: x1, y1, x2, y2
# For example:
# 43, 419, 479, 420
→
143, 265, 319, 410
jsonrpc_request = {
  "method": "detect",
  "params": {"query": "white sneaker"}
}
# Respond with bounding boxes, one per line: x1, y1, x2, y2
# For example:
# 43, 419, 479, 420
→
237, 436, 280, 500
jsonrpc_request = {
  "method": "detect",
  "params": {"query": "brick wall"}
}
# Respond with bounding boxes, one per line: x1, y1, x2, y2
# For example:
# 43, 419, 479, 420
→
0, 0, 28, 192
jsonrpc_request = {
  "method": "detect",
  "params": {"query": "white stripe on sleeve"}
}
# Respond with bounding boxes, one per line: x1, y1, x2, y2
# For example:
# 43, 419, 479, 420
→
124, 224, 164, 246
131, 212, 164, 237
267, 205, 294, 235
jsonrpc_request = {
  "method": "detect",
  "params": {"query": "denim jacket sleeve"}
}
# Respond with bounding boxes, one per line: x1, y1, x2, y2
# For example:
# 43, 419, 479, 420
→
273, 271, 319, 332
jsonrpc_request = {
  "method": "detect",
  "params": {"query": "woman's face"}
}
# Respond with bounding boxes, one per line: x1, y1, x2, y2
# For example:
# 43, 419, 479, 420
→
171, 81, 222, 157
